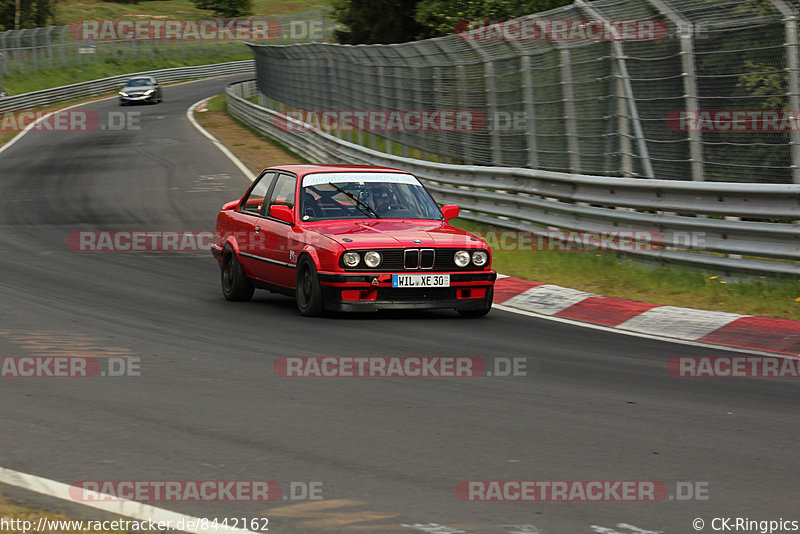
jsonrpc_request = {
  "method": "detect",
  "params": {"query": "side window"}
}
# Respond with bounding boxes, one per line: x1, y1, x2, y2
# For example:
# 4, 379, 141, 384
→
239, 172, 275, 215
267, 174, 297, 214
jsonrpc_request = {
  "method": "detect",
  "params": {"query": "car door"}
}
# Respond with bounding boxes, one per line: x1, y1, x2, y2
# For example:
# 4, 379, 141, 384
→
229, 171, 276, 282
259, 172, 299, 288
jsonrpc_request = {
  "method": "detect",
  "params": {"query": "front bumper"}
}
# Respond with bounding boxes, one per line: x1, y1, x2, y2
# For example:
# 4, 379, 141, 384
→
120, 93, 156, 104
317, 271, 496, 312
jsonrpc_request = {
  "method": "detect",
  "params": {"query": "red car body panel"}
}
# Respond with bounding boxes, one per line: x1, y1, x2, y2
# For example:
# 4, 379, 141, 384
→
212, 164, 496, 314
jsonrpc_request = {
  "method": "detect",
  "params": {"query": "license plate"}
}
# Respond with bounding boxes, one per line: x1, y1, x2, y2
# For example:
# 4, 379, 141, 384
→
392, 274, 450, 288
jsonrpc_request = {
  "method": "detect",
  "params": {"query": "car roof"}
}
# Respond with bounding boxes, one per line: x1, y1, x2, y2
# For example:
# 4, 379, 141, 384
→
264, 164, 410, 178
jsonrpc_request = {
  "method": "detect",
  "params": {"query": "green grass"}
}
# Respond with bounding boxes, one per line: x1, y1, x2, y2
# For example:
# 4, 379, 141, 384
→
53, 0, 331, 26
205, 93, 228, 112
2, 50, 251, 95
452, 218, 800, 320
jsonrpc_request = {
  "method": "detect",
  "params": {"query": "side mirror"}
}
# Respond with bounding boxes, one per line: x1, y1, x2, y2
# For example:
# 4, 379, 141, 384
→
440, 205, 459, 221
222, 199, 240, 211
270, 205, 295, 225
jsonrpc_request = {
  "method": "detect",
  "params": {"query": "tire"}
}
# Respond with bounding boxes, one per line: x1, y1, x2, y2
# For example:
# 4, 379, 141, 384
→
296, 257, 324, 316
457, 287, 493, 318
221, 251, 254, 302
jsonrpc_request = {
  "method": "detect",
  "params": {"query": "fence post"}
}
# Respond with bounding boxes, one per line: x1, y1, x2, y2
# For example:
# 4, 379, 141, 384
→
509, 40, 539, 169
44, 27, 53, 68
15, 29, 25, 73
645, 0, 704, 181
558, 44, 581, 173
466, 38, 502, 166
767, 0, 800, 184
575, 0, 654, 178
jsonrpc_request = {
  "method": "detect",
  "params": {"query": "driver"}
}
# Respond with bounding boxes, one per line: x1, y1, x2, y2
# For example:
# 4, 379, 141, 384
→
372, 183, 394, 214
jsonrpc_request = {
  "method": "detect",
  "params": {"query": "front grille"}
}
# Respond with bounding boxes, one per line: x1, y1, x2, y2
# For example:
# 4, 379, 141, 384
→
340, 248, 489, 272
404, 249, 434, 270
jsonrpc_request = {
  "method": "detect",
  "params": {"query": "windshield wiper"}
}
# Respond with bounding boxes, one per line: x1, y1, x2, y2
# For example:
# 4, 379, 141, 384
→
328, 184, 381, 219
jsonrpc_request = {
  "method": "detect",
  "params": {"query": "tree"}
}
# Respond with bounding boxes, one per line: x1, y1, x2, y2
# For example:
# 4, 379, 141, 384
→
415, 0, 573, 39
0, 0, 52, 30
191, 0, 253, 18
331, 0, 422, 44
330, 0, 573, 44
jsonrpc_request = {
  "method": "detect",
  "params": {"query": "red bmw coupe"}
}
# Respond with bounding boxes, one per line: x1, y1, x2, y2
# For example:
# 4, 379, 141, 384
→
211, 165, 496, 317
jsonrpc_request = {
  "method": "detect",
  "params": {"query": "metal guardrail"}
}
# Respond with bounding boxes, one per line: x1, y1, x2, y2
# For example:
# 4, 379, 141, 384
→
0, 60, 254, 112
247, 0, 800, 185
226, 79, 800, 277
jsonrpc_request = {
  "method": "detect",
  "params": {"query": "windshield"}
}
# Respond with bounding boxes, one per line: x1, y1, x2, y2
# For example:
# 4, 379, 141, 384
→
299, 172, 442, 221
125, 78, 153, 87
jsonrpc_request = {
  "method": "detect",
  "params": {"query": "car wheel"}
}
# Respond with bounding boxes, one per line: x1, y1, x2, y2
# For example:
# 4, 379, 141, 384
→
296, 257, 324, 316
221, 251, 254, 301
457, 287, 493, 318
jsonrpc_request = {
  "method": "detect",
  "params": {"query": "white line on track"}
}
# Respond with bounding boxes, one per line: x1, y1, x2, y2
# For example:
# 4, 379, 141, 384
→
0, 467, 259, 534
187, 97, 256, 182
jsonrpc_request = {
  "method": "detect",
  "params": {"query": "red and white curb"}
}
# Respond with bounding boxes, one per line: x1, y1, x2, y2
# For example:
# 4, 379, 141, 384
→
494, 276, 800, 356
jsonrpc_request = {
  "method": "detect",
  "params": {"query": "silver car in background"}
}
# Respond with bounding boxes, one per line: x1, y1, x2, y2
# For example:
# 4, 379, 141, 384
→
119, 76, 162, 105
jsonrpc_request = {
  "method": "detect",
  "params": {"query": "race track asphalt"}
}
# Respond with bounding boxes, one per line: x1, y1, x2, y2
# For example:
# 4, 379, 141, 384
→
0, 74, 797, 534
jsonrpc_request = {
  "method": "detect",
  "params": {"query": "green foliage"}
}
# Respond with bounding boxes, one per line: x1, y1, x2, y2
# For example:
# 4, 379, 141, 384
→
331, 0, 422, 44
415, 0, 571, 39
191, 0, 253, 18
331, 0, 572, 44
0, 0, 52, 30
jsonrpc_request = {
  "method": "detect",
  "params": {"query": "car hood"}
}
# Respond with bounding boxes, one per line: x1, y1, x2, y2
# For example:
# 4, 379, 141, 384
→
309, 219, 485, 248
123, 85, 154, 92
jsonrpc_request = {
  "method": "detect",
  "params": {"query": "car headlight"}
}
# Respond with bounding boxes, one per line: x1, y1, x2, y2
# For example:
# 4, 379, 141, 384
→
144, 89, 154, 95
364, 251, 381, 268
342, 251, 360, 268
119, 91, 128, 96
472, 250, 488, 267
454, 250, 470, 267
